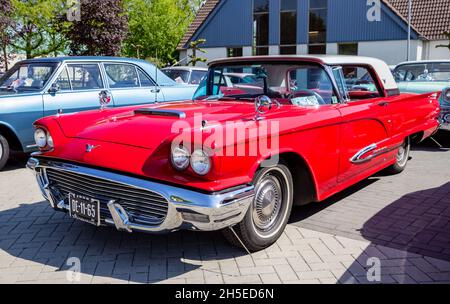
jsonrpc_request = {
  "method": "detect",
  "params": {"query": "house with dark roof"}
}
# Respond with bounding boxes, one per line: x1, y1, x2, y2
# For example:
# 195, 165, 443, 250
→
178, 0, 450, 66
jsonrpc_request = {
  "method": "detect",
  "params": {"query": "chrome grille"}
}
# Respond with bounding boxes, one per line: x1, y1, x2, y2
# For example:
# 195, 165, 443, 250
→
45, 168, 168, 224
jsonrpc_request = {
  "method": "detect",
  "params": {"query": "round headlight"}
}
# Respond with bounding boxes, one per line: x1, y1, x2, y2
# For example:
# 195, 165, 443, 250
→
171, 146, 190, 170
190, 149, 211, 176
47, 133, 54, 148
34, 128, 47, 148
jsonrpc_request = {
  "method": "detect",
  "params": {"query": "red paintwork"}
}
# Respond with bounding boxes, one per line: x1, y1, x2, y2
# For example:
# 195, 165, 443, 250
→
34, 58, 441, 204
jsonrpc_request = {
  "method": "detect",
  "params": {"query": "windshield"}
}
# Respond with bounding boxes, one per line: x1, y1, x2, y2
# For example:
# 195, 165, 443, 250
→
394, 62, 450, 82
193, 62, 339, 106
0, 62, 58, 93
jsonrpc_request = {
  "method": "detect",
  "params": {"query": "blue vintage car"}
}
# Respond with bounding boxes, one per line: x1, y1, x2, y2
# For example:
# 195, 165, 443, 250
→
0, 56, 197, 170
393, 60, 450, 131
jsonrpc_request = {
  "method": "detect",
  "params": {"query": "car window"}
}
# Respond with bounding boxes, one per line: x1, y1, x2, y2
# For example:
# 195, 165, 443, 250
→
288, 66, 338, 105
394, 63, 450, 82
67, 64, 103, 90
340, 66, 381, 100
0, 62, 57, 92
137, 69, 155, 87
162, 69, 190, 84
190, 70, 207, 85
54, 67, 71, 90
105, 64, 140, 88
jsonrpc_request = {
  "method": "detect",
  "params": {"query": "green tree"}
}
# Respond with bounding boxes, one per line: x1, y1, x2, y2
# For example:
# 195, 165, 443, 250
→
9, 0, 70, 59
0, 0, 13, 70
65, 0, 128, 56
123, 0, 202, 66
188, 38, 207, 66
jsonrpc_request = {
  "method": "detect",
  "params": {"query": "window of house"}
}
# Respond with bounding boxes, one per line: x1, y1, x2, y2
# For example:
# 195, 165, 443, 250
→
308, 0, 328, 54
338, 43, 358, 55
253, 0, 269, 56
66, 64, 103, 90
280, 0, 297, 55
227, 47, 243, 57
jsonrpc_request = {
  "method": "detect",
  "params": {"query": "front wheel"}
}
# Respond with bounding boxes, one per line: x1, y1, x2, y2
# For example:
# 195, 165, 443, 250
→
387, 137, 411, 174
222, 164, 294, 252
0, 134, 10, 171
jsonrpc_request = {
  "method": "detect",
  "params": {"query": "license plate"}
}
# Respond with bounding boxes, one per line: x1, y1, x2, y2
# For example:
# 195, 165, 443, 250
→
68, 193, 100, 226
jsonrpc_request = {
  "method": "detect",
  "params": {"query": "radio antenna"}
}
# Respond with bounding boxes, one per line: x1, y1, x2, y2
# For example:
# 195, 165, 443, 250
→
155, 49, 159, 103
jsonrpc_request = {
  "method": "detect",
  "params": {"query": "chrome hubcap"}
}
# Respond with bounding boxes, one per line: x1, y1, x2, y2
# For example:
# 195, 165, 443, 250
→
252, 175, 282, 231
0, 142, 3, 160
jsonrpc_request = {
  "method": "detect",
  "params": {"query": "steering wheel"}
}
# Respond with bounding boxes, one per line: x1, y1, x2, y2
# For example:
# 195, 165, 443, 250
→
286, 89, 326, 105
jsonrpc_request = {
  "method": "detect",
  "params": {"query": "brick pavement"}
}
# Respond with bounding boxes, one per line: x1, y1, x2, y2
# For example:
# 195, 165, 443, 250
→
0, 147, 449, 284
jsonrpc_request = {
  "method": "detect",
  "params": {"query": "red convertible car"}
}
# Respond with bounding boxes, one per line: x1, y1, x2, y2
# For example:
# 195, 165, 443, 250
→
27, 56, 441, 252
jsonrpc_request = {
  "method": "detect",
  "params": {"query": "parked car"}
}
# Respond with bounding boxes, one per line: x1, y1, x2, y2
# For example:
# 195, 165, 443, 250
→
162, 66, 208, 85
0, 56, 197, 170
393, 60, 450, 131
28, 55, 440, 252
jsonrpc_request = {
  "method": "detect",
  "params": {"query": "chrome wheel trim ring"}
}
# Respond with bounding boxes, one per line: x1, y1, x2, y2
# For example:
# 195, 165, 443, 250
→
396, 140, 409, 167
250, 167, 292, 239
0, 141, 3, 161
252, 175, 283, 231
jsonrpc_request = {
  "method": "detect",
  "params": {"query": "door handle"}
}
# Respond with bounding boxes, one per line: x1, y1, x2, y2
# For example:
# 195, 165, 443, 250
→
151, 88, 161, 93
378, 101, 389, 107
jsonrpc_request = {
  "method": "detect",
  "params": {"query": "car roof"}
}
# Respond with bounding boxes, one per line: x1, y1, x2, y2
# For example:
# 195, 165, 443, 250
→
19, 56, 149, 65
162, 66, 208, 71
210, 55, 398, 91
396, 60, 450, 67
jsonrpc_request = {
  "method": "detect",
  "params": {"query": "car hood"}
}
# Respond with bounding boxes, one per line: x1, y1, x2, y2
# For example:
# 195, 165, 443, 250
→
55, 101, 263, 149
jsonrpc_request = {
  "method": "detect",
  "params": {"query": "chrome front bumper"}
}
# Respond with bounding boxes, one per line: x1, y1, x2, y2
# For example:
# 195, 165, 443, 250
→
27, 157, 255, 233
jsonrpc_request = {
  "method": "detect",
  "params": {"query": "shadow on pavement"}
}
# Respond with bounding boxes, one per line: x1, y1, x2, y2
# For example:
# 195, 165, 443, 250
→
337, 182, 450, 283
0, 201, 246, 283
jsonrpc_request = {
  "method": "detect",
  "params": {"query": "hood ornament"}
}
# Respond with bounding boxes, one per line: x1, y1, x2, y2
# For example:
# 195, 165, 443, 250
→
254, 95, 280, 121
85, 144, 100, 153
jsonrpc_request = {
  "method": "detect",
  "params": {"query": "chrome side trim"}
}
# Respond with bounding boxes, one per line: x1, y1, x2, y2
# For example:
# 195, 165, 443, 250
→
27, 157, 255, 233
350, 144, 378, 164
350, 142, 403, 164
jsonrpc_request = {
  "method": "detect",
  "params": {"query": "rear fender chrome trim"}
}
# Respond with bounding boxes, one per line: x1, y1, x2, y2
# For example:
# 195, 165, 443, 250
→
350, 144, 378, 164
350, 143, 403, 164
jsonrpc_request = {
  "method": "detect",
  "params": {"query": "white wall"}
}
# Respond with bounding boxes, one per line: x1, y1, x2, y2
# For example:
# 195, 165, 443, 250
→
180, 47, 228, 67
358, 40, 423, 65
269, 45, 279, 55
297, 44, 308, 55
423, 40, 450, 60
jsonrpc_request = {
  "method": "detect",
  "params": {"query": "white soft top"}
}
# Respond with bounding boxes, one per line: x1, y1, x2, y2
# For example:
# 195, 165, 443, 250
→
210, 55, 398, 91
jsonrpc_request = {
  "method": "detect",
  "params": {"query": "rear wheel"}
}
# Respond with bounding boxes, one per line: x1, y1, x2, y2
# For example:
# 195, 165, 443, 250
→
222, 164, 294, 252
387, 137, 410, 174
0, 134, 10, 171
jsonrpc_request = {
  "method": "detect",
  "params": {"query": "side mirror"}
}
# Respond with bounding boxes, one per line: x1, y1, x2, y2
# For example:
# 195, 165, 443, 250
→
48, 83, 60, 94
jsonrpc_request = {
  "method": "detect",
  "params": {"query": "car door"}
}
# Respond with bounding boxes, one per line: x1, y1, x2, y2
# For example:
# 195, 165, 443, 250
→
335, 65, 394, 183
43, 62, 106, 116
103, 63, 160, 107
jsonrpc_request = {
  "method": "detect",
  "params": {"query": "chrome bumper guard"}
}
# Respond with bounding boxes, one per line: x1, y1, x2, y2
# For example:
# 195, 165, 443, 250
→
27, 157, 255, 233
